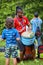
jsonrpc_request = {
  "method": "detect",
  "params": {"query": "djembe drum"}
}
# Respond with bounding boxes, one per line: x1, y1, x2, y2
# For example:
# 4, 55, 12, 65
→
21, 31, 35, 60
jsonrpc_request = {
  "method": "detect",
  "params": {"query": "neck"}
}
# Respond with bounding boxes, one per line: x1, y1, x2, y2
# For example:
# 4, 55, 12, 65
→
17, 15, 22, 18
34, 17, 38, 18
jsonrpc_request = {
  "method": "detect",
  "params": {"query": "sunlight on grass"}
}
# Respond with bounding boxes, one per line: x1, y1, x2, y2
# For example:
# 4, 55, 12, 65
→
0, 41, 5, 47
0, 41, 43, 65
0, 52, 43, 65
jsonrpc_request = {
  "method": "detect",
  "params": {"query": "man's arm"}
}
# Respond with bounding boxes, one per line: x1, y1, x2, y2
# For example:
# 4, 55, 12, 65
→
25, 16, 31, 27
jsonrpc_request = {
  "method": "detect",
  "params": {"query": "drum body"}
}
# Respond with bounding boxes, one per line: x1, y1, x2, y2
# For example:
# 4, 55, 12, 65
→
21, 36, 35, 46
24, 45, 35, 59
21, 32, 35, 59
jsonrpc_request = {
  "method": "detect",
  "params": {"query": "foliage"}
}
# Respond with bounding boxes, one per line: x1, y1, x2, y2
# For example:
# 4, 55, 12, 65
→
0, 0, 43, 34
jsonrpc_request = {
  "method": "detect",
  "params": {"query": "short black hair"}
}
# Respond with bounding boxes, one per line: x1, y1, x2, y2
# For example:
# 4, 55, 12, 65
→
16, 6, 22, 15
34, 12, 39, 17
5, 17, 14, 29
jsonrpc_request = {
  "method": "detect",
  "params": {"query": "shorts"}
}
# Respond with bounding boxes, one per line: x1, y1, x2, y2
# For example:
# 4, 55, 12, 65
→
5, 45, 18, 58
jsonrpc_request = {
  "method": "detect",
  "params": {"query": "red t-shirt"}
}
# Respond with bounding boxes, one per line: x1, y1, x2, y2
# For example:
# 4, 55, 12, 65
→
14, 16, 30, 34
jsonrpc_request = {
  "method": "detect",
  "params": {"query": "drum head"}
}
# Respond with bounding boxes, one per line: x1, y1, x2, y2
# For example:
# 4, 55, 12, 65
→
21, 31, 34, 38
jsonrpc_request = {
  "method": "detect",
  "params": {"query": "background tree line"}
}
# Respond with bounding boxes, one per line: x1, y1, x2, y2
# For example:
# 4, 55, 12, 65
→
0, 0, 43, 34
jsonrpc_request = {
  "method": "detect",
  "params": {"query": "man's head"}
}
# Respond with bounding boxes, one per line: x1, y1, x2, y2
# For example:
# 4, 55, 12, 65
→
16, 6, 23, 18
34, 12, 39, 17
5, 17, 14, 29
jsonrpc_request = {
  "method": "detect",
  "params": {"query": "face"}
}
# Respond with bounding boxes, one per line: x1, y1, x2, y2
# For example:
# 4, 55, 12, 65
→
17, 9, 23, 18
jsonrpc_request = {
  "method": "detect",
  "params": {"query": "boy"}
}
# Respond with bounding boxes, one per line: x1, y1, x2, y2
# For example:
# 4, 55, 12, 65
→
2, 17, 20, 65
30, 12, 42, 46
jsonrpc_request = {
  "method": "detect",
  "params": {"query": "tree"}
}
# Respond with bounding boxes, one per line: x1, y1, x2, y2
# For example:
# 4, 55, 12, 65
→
0, 0, 43, 34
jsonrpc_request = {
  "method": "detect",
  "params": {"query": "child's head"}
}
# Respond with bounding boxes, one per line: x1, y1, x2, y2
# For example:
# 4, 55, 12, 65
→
34, 12, 39, 18
5, 17, 14, 29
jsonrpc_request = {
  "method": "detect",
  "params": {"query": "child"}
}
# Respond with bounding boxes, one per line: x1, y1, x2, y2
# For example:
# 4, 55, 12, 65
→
2, 17, 20, 65
30, 12, 42, 46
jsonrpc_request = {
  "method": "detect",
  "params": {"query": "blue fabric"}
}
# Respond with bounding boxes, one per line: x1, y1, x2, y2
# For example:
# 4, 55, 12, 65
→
30, 18, 42, 46
30, 18, 42, 34
21, 36, 35, 46
2, 28, 20, 46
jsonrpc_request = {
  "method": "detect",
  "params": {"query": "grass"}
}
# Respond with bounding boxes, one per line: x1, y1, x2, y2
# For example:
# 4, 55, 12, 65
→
0, 40, 5, 47
0, 52, 43, 65
0, 41, 43, 65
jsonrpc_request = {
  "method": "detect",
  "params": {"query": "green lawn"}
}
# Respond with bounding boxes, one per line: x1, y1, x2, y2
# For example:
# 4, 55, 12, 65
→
0, 41, 43, 65
0, 40, 5, 47
0, 52, 43, 65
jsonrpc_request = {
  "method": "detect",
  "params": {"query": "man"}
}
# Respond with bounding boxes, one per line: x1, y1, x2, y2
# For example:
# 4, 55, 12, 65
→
13, 6, 30, 60
30, 12, 42, 47
14, 6, 30, 34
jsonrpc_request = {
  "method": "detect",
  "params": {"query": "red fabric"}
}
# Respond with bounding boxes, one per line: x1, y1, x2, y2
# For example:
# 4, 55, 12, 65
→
14, 16, 30, 34
38, 45, 43, 53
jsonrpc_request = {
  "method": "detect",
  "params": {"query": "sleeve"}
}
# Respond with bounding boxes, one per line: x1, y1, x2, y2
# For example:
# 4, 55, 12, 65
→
40, 19, 42, 24
30, 19, 37, 34
40, 19, 43, 30
2, 30, 6, 39
25, 17, 30, 25
32, 23, 37, 34
30, 19, 33, 25
15, 30, 20, 38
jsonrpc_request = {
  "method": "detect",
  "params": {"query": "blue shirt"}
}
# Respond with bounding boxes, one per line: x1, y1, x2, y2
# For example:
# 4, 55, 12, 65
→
30, 18, 42, 34
2, 28, 20, 46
